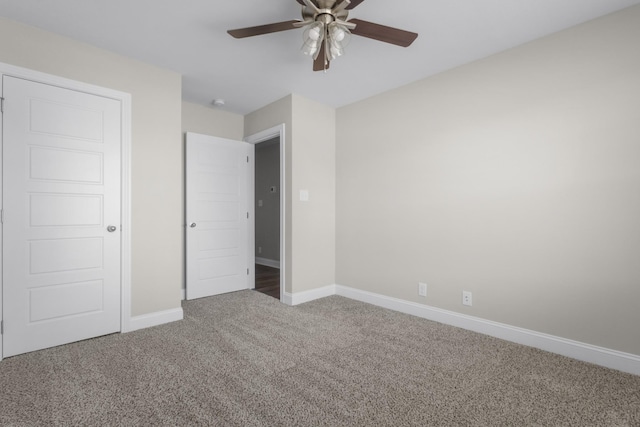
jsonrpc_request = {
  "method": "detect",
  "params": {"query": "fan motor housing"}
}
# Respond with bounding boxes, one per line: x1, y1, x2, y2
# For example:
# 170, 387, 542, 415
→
316, 0, 338, 8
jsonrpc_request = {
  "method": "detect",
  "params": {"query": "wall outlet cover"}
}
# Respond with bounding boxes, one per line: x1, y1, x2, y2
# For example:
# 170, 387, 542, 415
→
418, 282, 427, 297
462, 291, 473, 306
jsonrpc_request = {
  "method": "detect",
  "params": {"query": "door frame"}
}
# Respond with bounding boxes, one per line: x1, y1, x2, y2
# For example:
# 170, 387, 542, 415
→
0, 61, 132, 361
245, 124, 286, 302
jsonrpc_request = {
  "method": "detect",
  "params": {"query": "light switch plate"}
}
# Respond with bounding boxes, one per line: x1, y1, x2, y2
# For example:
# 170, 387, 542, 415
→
299, 190, 309, 201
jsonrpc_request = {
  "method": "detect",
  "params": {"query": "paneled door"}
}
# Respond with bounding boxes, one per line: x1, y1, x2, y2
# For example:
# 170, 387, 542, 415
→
2, 76, 122, 357
185, 132, 253, 300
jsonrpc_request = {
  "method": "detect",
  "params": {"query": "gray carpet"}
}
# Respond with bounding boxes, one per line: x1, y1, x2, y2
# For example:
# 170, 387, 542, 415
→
1, 291, 639, 426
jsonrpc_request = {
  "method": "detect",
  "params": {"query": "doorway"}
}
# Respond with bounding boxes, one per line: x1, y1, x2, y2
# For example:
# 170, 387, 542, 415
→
254, 137, 280, 299
245, 125, 285, 302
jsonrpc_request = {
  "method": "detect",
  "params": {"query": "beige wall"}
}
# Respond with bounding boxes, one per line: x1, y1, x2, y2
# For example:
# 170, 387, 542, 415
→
0, 17, 183, 316
336, 7, 640, 355
291, 95, 336, 292
182, 101, 244, 141
245, 94, 337, 294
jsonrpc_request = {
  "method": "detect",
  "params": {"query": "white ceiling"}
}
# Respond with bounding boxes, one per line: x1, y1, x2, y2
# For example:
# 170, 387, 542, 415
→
1, 0, 638, 115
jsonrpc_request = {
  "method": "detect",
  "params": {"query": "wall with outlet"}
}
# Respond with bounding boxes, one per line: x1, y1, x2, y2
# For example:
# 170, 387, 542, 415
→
336, 6, 640, 356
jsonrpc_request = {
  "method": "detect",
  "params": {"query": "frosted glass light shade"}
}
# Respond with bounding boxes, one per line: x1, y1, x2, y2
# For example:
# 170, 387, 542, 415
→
327, 23, 350, 61
301, 22, 325, 57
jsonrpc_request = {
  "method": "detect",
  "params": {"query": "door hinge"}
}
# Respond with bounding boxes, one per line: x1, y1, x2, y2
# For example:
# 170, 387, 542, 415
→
0, 97, 4, 113
247, 156, 249, 163
1, 209, 3, 224
246, 212, 249, 219
1, 321, 3, 335
247, 268, 250, 275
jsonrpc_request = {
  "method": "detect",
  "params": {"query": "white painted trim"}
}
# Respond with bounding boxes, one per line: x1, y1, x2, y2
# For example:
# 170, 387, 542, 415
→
119, 84, 133, 334
126, 308, 184, 333
333, 285, 640, 376
0, 61, 133, 355
279, 282, 640, 375
283, 285, 336, 306
245, 124, 286, 303
255, 257, 280, 269
282, 292, 293, 306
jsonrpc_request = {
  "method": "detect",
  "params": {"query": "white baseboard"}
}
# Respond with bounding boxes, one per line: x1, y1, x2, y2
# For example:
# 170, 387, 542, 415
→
255, 257, 280, 269
283, 284, 640, 376
283, 284, 336, 306
125, 307, 184, 333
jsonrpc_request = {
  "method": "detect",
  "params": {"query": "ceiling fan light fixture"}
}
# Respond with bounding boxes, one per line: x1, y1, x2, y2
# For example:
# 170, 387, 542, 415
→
301, 22, 325, 57
327, 22, 350, 61
328, 42, 343, 61
330, 23, 346, 42
228, 0, 419, 72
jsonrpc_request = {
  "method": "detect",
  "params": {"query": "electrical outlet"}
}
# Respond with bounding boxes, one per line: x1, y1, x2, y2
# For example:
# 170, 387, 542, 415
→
462, 291, 472, 306
418, 282, 427, 297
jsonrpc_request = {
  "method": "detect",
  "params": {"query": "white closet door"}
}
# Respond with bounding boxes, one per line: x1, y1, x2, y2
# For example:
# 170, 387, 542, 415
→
2, 76, 121, 357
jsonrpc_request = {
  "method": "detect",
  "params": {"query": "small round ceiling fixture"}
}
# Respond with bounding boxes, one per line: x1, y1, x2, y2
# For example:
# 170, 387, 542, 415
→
212, 99, 225, 107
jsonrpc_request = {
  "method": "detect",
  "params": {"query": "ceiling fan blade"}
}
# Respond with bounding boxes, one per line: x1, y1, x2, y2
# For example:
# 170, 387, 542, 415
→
228, 20, 299, 38
348, 19, 418, 47
313, 40, 329, 71
344, 0, 365, 9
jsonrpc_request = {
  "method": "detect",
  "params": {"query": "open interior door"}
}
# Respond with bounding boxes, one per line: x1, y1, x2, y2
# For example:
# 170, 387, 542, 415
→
185, 132, 254, 300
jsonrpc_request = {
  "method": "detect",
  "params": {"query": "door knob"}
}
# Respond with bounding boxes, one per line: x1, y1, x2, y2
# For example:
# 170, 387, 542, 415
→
107, 225, 117, 232
189, 223, 197, 228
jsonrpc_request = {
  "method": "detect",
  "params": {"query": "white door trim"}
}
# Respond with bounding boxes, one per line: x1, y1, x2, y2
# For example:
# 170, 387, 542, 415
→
245, 124, 286, 303
0, 62, 133, 361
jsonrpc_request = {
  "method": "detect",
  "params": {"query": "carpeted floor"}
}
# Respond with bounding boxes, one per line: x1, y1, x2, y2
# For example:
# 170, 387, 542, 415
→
1, 290, 639, 426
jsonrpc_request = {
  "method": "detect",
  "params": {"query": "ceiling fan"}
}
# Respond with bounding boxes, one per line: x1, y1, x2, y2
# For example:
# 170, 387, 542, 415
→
228, 0, 418, 71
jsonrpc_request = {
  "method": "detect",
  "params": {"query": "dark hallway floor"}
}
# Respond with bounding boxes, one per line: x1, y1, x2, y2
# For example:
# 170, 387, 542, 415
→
255, 264, 280, 299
